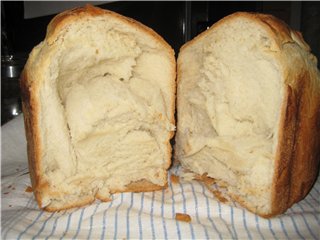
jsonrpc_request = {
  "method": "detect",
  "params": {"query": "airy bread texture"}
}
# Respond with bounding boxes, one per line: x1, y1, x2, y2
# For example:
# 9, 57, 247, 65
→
175, 12, 320, 217
21, 5, 176, 211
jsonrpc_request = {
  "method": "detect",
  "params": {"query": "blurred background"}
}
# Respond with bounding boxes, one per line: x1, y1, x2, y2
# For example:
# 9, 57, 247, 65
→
1, 1, 320, 125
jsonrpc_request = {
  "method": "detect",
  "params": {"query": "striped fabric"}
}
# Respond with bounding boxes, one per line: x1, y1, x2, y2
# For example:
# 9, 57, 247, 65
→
1, 165, 320, 239
1, 116, 320, 239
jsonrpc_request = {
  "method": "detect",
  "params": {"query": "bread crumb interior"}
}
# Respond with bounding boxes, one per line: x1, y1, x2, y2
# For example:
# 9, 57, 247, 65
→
38, 17, 174, 208
176, 18, 284, 213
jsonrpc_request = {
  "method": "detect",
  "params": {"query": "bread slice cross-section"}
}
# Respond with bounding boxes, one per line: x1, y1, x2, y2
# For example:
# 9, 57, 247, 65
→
21, 5, 176, 211
175, 12, 320, 217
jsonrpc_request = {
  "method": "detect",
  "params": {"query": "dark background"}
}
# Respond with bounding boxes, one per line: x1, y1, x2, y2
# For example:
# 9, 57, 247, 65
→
2, 1, 320, 125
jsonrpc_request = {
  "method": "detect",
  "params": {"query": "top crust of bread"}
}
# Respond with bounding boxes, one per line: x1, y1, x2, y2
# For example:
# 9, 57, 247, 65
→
46, 5, 174, 53
21, 5, 176, 211
180, 12, 310, 56
176, 12, 320, 217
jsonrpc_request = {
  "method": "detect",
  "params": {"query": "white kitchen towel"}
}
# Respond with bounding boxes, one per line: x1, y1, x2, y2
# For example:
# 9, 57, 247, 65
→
1, 115, 320, 239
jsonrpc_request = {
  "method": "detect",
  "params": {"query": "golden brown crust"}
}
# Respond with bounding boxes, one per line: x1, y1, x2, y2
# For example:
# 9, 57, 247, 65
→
272, 66, 320, 215
255, 12, 320, 216
20, 69, 44, 209
270, 86, 297, 216
246, 13, 320, 217
21, 4, 175, 211
46, 4, 105, 43
180, 12, 294, 54
47, 5, 172, 53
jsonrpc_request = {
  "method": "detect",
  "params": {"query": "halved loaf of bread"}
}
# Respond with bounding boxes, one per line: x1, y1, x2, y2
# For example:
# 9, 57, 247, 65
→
21, 5, 176, 211
175, 12, 320, 217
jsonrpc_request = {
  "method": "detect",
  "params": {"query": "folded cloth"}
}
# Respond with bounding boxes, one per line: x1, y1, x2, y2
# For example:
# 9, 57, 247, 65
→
1, 115, 319, 239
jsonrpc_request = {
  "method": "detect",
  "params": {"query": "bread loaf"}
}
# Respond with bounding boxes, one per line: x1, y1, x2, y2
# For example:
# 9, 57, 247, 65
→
21, 5, 176, 211
175, 12, 320, 217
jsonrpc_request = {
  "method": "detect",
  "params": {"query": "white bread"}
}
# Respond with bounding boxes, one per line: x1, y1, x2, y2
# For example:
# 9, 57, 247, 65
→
21, 5, 176, 211
175, 12, 320, 217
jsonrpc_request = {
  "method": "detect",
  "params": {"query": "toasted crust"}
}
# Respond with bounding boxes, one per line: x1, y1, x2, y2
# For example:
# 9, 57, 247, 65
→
252, 13, 320, 217
20, 69, 44, 208
272, 65, 320, 216
179, 12, 308, 56
176, 12, 320, 217
21, 4, 176, 211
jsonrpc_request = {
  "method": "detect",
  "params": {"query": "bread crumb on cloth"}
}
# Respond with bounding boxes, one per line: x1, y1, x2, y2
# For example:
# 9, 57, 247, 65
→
175, 213, 192, 222
170, 174, 180, 184
212, 190, 229, 203
25, 186, 33, 192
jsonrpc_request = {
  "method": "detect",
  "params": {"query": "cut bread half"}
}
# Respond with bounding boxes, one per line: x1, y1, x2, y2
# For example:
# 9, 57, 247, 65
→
21, 5, 176, 211
175, 12, 320, 217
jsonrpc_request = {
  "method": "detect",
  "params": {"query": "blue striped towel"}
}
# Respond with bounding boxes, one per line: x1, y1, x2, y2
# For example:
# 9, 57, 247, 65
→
2, 115, 320, 239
